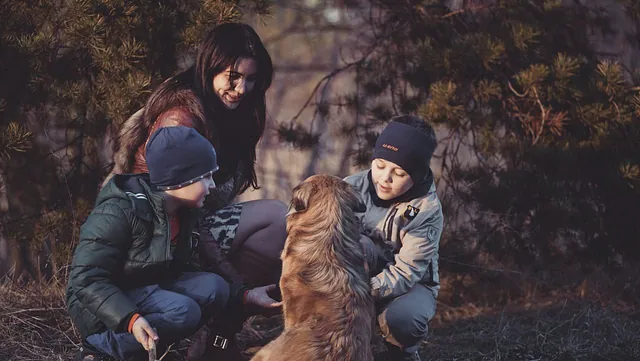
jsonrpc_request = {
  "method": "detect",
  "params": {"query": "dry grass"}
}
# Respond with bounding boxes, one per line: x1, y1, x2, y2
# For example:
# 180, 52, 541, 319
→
1, 276, 639, 361
425, 300, 640, 361
237, 299, 640, 361
0, 279, 79, 361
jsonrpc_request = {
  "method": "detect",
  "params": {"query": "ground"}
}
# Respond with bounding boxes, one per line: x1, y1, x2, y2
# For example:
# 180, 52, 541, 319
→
1, 275, 638, 361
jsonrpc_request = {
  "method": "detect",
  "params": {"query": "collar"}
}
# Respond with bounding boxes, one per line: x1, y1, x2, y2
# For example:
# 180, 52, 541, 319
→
367, 169, 433, 208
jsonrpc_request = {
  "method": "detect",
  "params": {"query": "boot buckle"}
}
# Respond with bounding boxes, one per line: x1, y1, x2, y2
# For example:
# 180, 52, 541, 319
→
212, 335, 228, 349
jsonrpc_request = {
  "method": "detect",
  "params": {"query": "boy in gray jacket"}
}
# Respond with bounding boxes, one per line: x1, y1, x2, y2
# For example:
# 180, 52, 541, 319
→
344, 115, 443, 361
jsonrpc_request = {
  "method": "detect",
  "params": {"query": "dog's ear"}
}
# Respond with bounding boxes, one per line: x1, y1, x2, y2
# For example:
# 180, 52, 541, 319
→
286, 197, 308, 217
286, 183, 311, 217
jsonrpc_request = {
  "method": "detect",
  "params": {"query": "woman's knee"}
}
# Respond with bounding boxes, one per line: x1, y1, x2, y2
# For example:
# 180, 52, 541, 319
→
240, 199, 287, 228
239, 200, 287, 254
235, 200, 287, 247
259, 199, 288, 216
261, 199, 287, 240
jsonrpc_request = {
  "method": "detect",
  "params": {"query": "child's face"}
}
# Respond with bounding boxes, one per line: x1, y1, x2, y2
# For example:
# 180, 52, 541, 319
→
371, 159, 414, 200
169, 172, 216, 208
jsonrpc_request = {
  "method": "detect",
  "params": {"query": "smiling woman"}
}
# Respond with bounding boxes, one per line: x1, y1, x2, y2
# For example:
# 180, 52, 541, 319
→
103, 22, 287, 361
213, 58, 259, 110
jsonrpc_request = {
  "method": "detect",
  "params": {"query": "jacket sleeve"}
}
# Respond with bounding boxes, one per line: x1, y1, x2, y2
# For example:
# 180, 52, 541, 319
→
68, 202, 138, 332
371, 205, 443, 300
196, 222, 244, 284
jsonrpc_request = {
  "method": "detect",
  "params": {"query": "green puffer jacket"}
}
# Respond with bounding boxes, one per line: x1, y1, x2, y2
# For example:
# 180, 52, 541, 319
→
66, 174, 200, 339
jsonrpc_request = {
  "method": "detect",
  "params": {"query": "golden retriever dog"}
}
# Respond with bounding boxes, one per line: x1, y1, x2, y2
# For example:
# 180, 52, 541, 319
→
250, 175, 374, 361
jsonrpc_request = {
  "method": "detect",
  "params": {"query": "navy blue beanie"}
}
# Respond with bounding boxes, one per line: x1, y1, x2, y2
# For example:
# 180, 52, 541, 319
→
145, 126, 219, 190
372, 119, 437, 182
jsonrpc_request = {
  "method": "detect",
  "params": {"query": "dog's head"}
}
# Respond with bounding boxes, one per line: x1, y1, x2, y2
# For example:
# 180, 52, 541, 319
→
287, 175, 366, 221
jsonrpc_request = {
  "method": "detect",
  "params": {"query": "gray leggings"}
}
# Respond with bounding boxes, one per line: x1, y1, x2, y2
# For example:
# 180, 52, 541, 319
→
361, 235, 437, 351
85, 272, 229, 360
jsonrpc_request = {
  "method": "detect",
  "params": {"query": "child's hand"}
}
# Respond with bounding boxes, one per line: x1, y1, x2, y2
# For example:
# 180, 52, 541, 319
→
131, 316, 159, 350
245, 284, 283, 308
362, 227, 386, 244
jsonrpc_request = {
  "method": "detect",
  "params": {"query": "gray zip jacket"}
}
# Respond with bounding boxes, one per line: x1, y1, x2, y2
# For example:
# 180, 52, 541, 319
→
345, 170, 443, 299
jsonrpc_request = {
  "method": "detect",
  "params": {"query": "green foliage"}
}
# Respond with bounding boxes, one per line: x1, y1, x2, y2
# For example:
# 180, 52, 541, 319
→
0, 123, 32, 160
283, 0, 640, 268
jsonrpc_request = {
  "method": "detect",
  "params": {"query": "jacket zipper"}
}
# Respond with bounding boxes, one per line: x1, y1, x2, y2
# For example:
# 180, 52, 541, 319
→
166, 215, 172, 267
385, 206, 399, 243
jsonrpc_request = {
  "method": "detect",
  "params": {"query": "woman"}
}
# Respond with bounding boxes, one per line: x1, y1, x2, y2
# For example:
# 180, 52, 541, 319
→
107, 22, 286, 360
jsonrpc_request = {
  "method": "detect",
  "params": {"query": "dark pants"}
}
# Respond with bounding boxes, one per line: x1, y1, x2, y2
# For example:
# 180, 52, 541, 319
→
85, 272, 229, 360
361, 235, 437, 352
377, 284, 437, 352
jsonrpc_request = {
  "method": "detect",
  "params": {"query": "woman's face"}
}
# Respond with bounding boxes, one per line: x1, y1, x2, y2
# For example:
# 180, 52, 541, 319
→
212, 57, 258, 110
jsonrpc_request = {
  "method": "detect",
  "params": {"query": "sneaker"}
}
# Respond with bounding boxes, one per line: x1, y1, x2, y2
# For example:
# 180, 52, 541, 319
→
402, 351, 422, 361
186, 325, 210, 360
384, 343, 422, 361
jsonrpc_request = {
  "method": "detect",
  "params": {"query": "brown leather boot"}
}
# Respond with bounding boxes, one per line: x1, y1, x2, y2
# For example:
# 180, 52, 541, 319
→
186, 325, 210, 361
384, 342, 422, 361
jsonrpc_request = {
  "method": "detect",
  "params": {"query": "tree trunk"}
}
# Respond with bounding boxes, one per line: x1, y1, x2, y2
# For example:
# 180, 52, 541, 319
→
0, 167, 16, 281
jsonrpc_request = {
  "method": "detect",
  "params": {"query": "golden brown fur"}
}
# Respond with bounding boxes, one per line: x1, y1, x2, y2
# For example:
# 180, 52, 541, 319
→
250, 175, 374, 361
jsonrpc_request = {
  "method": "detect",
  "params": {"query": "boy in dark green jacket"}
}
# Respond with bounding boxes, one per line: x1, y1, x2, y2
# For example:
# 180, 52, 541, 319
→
67, 126, 228, 361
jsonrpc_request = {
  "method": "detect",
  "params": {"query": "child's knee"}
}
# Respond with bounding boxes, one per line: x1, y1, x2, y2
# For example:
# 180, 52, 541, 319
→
168, 297, 202, 332
379, 305, 430, 347
201, 272, 230, 310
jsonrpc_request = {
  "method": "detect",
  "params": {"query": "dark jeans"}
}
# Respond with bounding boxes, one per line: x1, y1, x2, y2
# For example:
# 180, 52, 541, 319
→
85, 272, 229, 360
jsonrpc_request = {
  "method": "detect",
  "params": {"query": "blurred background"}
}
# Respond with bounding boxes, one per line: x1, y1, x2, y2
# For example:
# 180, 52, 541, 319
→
1, 0, 639, 360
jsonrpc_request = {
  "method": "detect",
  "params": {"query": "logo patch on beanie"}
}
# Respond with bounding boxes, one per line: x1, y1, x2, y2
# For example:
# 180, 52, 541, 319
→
382, 143, 399, 152
403, 205, 420, 220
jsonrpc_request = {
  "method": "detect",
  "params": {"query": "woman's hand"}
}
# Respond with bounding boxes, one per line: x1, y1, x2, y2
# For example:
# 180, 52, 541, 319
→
131, 316, 159, 350
245, 284, 282, 308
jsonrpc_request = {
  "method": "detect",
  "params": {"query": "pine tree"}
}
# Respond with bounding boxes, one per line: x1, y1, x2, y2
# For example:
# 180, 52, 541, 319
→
279, 0, 640, 268
0, 0, 271, 282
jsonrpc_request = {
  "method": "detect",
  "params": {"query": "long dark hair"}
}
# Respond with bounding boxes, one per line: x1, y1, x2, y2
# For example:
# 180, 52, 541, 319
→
143, 22, 273, 193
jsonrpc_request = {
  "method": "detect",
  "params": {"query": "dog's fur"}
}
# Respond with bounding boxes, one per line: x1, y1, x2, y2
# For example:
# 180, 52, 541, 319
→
250, 175, 374, 361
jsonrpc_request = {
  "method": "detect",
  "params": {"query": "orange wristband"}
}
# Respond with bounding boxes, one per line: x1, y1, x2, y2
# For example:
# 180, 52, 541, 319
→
128, 313, 141, 333
243, 290, 249, 305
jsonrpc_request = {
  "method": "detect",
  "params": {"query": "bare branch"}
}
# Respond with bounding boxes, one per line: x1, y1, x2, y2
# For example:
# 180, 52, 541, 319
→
1, 307, 66, 317
531, 87, 548, 145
